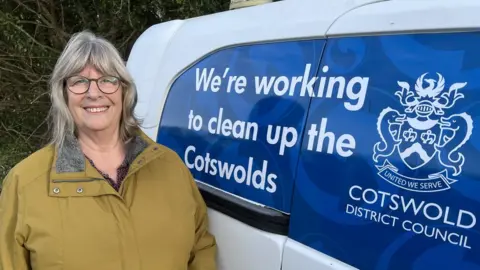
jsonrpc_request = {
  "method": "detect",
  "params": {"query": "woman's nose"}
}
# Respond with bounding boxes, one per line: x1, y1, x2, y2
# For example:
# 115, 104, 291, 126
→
86, 81, 102, 98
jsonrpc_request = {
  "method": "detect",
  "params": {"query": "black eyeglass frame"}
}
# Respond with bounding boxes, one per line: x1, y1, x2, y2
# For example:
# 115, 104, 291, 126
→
64, 75, 123, 95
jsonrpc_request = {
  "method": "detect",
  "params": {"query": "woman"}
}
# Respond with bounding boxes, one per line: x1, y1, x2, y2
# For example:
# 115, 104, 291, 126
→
0, 30, 217, 270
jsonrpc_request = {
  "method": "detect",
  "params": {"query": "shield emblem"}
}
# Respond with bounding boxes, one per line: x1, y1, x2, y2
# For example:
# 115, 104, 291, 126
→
396, 119, 441, 170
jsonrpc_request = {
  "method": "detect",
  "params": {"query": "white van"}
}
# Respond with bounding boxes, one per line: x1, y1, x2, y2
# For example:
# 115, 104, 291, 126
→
126, 0, 480, 269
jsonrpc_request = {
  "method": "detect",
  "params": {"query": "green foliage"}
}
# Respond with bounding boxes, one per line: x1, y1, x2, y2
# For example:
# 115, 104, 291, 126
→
0, 0, 229, 181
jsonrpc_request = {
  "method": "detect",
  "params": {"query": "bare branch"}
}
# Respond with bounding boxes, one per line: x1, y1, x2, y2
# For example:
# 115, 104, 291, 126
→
2, 20, 60, 53
0, 121, 30, 147
27, 116, 48, 141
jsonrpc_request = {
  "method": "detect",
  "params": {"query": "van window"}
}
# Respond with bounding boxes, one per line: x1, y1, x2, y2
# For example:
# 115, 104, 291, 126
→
157, 39, 325, 214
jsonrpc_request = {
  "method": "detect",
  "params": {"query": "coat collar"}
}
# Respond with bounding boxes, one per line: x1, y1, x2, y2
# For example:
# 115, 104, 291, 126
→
50, 129, 160, 181
54, 132, 149, 174
48, 129, 164, 198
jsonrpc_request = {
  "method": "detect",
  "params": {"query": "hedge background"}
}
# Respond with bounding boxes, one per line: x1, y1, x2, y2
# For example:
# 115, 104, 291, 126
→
0, 0, 230, 180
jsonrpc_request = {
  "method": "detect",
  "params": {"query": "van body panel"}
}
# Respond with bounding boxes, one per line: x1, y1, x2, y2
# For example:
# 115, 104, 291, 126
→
282, 2, 480, 268
288, 31, 480, 270
207, 208, 286, 270
126, 20, 184, 139
282, 239, 358, 270
327, 0, 480, 36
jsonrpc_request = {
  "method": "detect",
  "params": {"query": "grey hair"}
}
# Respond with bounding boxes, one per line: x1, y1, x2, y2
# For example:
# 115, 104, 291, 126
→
47, 30, 142, 149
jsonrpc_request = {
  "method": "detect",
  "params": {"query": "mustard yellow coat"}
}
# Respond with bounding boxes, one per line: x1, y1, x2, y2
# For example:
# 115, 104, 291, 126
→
0, 130, 216, 270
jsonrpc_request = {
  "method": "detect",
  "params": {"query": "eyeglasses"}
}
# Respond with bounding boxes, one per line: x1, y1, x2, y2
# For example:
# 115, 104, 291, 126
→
65, 75, 122, 94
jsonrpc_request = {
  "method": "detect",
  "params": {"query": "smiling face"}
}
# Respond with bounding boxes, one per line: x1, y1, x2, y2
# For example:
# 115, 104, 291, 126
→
66, 65, 123, 136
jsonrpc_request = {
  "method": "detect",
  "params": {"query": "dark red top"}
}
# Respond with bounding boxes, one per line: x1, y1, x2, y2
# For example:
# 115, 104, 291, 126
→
85, 156, 130, 191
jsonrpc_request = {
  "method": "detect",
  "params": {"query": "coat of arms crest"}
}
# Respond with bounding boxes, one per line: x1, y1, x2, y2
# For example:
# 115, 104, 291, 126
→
372, 72, 473, 192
